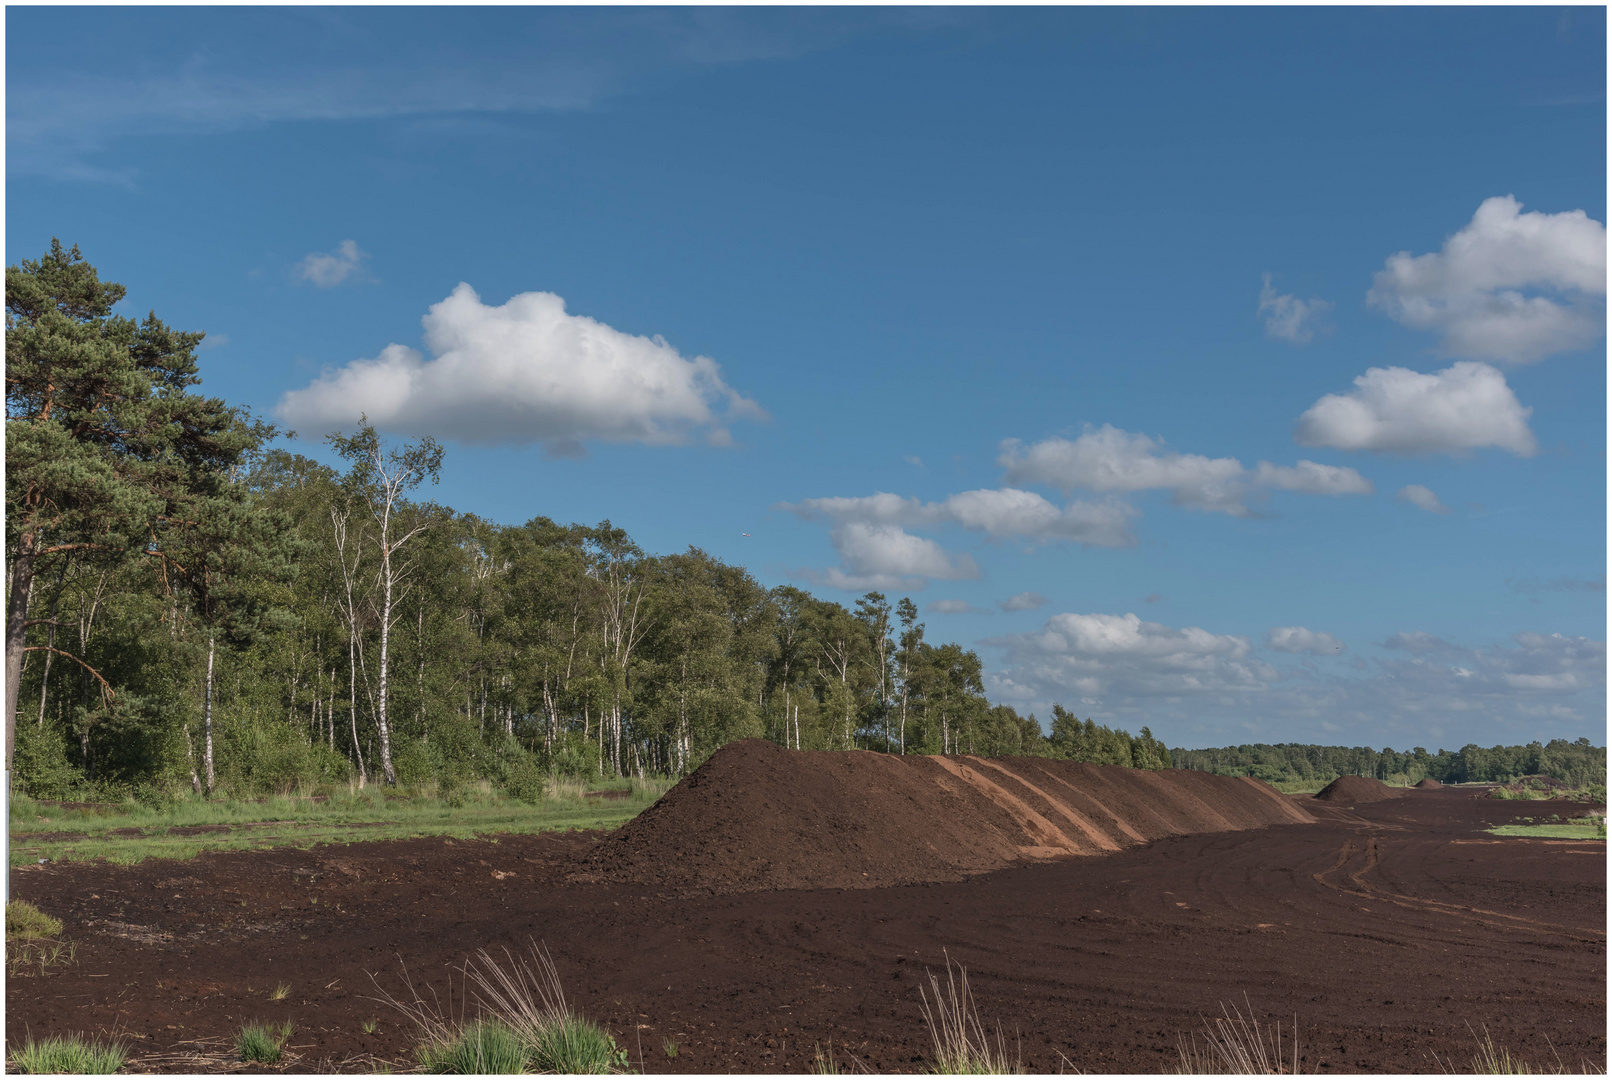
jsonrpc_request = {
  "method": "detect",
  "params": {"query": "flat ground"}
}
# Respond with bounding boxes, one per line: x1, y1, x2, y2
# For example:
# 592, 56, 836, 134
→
8, 787, 1604, 1073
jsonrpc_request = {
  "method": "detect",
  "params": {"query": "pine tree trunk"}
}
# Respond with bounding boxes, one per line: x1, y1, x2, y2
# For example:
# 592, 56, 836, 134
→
203, 633, 217, 795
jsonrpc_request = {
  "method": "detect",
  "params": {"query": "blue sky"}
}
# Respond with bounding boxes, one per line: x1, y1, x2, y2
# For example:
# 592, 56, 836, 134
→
8, 7, 1605, 750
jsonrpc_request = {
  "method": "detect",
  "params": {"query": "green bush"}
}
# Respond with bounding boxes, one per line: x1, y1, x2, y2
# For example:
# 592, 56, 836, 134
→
530, 1015, 629, 1074
503, 753, 545, 805
236, 1021, 293, 1063
13, 722, 84, 802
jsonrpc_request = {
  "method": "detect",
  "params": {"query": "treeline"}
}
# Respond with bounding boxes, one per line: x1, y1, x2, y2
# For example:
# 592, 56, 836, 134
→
8, 242, 1183, 802
1170, 739, 1607, 789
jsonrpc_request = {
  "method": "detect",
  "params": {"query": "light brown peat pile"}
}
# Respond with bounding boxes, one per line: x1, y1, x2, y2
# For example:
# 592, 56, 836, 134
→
580, 739, 1314, 893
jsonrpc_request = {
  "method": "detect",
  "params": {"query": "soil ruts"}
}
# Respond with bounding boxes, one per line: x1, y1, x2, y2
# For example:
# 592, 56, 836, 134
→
1315, 774, 1404, 803
1414, 777, 1444, 789
8, 784, 1602, 1073
578, 740, 1314, 894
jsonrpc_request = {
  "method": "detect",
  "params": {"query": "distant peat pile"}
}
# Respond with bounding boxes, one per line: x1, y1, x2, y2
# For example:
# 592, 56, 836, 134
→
577, 740, 1314, 894
1314, 775, 1404, 803
1413, 777, 1444, 789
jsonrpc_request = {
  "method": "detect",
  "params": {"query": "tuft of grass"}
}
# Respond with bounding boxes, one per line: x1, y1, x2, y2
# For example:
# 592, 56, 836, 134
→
362, 1018, 379, 1035
417, 1017, 530, 1074
237, 1020, 293, 1064
663, 1038, 678, 1060
1176, 996, 1297, 1074
8, 1033, 126, 1074
811, 1042, 843, 1074
269, 981, 291, 1001
918, 951, 1021, 1074
374, 939, 627, 1075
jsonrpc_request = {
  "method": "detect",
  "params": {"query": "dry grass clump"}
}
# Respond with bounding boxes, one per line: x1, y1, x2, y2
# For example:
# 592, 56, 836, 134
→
919, 952, 1021, 1074
1176, 996, 1298, 1074
373, 939, 627, 1074
1434, 1023, 1606, 1075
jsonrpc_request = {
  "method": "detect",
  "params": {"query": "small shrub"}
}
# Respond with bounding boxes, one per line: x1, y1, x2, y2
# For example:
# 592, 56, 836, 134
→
503, 754, 545, 805
8, 1033, 126, 1074
417, 1017, 529, 1074
237, 1020, 293, 1063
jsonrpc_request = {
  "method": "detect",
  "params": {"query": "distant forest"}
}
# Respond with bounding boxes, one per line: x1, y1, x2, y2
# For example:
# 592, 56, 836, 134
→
6, 243, 1604, 803
1171, 740, 1606, 790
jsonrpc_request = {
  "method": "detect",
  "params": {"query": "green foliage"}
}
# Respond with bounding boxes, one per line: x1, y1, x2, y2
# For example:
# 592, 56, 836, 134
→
7, 1033, 126, 1074
236, 1021, 293, 1064
12, 722, 82, 801
7, 900, 63, 940
502, 752, 545, 804
1171, 739, 1606, 789
6, 900, 75, 976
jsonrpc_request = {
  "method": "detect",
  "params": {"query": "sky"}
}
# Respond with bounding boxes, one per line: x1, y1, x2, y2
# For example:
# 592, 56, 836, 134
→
7, 6, 1606, 752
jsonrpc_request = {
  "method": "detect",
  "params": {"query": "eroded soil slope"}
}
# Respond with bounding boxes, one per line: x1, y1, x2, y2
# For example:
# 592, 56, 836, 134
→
580, 740, 1314, 893
1316, 775, 1404, 803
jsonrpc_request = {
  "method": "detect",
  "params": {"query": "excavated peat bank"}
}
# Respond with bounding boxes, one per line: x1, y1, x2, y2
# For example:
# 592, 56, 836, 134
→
8, 747, 1605, 1074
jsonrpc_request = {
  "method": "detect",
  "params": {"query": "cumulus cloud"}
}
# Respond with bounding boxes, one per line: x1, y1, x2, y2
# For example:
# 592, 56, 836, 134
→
1258, 273, 1333, 343
297, 240, 368, 287
984, 612, 1274, 705
1000, 425, 1374, 515
1294, 361, 1536, 457
785, 489, 1139, 548
1268, 626, 1345, 654
782, 489, 1129, 591
277, 283, 764, 454
998, 592, 1048, 612
1251, 460, 1373, 495
1396, 484, 1450, 514
1368, 196, 1606, 364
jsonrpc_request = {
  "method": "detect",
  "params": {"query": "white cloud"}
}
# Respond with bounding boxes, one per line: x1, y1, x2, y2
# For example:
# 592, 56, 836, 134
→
297, 240, 368, 287
1000, 425, 1374, 515
985, 612, 1274, 704
1267, 626, 1345, 654
782, 488, 1127, 591
1380, 631, 1606, 696
1252, 460, 1373, 496
998, 425, 1252, 515
998, 592, 1047, 612
1396, 484, 1450, 514
929, 599, 987, 615
1258, 273, 1333, 344
1294, 361, 1536, 457
277, 283, 764, 454
1368, 196, 1606, 364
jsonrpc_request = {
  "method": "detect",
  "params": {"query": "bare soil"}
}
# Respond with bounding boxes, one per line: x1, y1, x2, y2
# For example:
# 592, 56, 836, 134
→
1315, 775, 1405, 803
8, 751, 1604, 1074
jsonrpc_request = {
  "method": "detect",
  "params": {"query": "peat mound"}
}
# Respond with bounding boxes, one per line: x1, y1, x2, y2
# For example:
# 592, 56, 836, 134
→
1414, 778, 1444, 789
1315, 775, 1403, 803
578, 740, 1314, 894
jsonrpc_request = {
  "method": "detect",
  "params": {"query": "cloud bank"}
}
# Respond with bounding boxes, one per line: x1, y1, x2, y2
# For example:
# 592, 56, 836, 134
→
1294, 361, 1536, 456
1368, 195, 1606, 364
277, 283, 764, 454
1396, 484, 1449, 514
1267, 626, 1344, 654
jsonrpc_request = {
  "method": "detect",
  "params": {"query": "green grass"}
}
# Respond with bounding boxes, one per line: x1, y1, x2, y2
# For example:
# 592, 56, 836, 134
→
418, 1017, 531, 1074
10, 779, 672, 867
8, 1033, 126, 1074
1488, 820, 1606, 840
6, 900, 76, 976
1266, 779, 1334, 794
237, 1020, 294, 1064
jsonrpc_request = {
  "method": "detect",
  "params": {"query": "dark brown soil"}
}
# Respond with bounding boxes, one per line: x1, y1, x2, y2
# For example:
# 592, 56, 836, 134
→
1315, 775, 1405, 803
1414, 778, 1443, 789
581, 740, 1313, 894
8, 758, 1604, 1074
